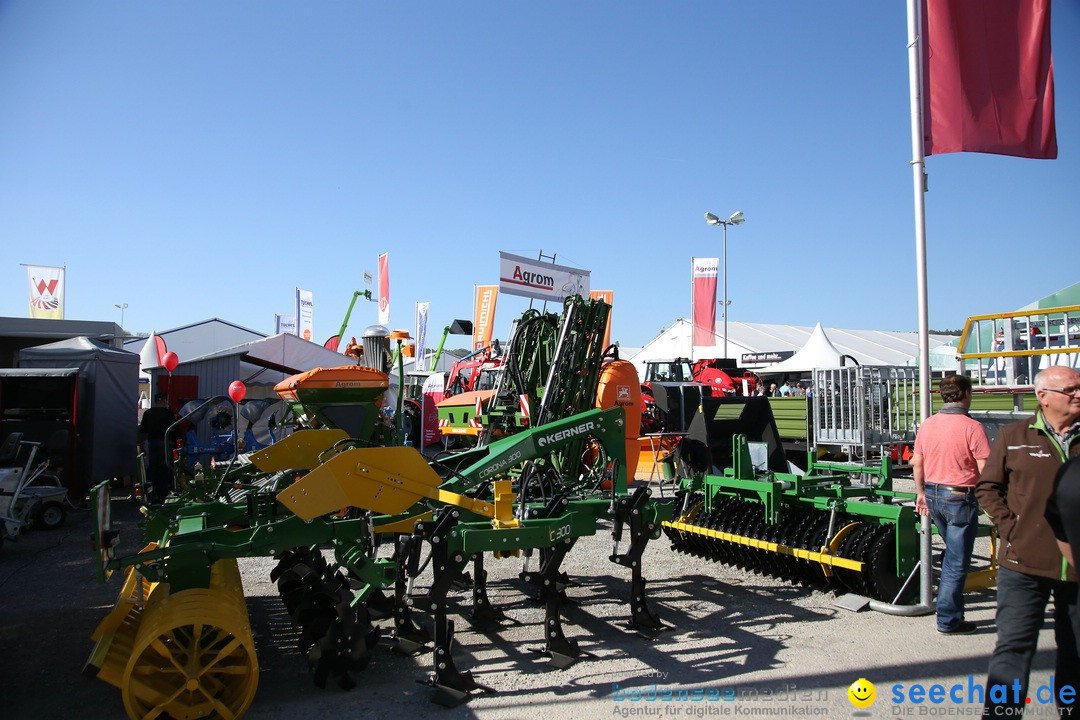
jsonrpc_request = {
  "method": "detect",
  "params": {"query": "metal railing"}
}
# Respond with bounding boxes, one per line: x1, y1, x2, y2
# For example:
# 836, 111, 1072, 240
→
957, 305, 1080, 387
811, 366, 919, 460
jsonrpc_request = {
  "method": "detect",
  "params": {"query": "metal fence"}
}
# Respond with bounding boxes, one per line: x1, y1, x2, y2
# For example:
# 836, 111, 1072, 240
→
811, 366, 919, 459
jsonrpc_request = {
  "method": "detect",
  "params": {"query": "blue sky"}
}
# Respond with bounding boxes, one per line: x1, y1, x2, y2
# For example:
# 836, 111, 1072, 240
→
2, 1, 1077, 353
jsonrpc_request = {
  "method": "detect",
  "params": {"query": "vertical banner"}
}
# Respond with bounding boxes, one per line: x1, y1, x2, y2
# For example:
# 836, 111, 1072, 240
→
472, 285, 498, 350
691, 257, 719, 346
922, 0, 1056, 159
378, 252, 390, 326
25, 264, 65, 319
589, 290, 614, 351
415, 302, 430, 371
295, 288, 313, 341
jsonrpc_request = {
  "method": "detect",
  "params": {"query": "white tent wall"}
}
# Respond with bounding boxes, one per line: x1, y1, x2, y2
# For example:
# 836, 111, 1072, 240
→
629, 319, 957, 380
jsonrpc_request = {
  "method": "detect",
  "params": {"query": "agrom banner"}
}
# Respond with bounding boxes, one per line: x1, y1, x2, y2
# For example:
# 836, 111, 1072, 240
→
498, 251, 590, 302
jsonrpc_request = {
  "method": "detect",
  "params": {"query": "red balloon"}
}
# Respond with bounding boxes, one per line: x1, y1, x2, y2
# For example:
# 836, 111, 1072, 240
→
162, 351, 179, 372
228, 380, 247, 404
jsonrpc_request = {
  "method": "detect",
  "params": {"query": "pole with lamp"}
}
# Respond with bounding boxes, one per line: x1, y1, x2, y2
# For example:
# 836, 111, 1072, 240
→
704, 210, 745, 359
115, 303, 128, 336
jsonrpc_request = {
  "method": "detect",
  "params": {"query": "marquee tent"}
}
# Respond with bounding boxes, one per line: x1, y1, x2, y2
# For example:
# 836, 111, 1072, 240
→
757, 323, 850, 373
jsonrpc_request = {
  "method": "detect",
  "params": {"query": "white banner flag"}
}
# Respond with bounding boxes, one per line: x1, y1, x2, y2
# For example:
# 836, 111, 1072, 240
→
24, 264, 65, 319
295, 288, 313, 341
498, 252, 589, 302
415, 302, 430, 371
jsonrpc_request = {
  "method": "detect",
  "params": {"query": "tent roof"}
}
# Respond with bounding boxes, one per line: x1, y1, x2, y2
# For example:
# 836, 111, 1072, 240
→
628, 318, 957, 375
20, 336, 139, 363
180, 333, 349, 376
758, 323, 845, 373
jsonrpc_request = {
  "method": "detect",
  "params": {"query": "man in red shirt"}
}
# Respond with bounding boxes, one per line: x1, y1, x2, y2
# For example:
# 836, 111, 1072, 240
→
912, 373, 991, 634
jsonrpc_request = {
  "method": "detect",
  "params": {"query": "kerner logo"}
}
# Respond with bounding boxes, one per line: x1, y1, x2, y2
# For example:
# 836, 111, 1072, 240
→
538, 421, 595, 447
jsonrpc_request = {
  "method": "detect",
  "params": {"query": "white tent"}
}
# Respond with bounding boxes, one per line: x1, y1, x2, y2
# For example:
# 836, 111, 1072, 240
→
757, 323, 848, 373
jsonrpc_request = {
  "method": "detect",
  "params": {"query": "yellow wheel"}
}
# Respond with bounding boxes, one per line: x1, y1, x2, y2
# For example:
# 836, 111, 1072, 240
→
121, 560, 258, 720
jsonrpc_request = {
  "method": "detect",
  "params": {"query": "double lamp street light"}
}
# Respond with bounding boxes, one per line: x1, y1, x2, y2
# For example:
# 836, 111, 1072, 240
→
704, 210, 745, 359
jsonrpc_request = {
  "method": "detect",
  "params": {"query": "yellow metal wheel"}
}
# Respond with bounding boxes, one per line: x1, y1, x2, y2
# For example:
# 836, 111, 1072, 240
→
121, 560, 258, 720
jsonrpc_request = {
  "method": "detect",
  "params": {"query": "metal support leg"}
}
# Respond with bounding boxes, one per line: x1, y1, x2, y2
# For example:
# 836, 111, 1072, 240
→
610, 485, 668, 635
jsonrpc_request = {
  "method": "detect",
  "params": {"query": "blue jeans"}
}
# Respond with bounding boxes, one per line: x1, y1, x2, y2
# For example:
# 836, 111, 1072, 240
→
925, 482, 979, 630
984, 566, 1079, 717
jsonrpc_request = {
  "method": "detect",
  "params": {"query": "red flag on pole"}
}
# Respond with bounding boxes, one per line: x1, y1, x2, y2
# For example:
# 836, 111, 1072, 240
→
691, 258, 718, 347
377, 253, 390, 326
922, 0, 1056, 159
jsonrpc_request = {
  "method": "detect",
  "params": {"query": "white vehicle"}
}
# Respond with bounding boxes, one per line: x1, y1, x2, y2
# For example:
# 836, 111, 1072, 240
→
0, 432, 69, 551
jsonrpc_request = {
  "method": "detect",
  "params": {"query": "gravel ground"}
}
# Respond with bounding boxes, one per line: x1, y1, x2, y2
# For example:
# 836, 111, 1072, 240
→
0, 479, 1065, 720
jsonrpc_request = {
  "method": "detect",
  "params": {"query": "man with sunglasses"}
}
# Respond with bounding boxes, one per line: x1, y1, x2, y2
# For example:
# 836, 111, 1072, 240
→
976, 366, 1080, 717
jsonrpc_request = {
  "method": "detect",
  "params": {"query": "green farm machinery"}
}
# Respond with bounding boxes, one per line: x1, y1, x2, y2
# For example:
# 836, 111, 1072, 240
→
86, 294, 672, 719
661, 390, 927, 605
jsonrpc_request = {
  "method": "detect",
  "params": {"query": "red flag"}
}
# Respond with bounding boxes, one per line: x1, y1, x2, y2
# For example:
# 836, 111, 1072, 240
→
691, 258, 718, 346
922, 0, 1056, 159
378, 252, 390, 325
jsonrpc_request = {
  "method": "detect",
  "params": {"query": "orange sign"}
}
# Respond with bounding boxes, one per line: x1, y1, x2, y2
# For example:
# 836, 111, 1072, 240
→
473, 285, 498, 350
590, 290, 613, 351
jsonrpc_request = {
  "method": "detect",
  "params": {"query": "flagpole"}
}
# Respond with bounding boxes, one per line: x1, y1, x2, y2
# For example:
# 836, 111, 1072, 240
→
689, 258, 696, 363
907, 0, 932, 422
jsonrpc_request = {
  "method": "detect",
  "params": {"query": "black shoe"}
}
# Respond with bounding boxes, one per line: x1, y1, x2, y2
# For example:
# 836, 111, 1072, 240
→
938, 620, 976, 635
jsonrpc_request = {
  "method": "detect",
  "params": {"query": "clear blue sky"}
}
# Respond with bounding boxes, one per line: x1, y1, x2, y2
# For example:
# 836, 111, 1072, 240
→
2, 2, 1077, 353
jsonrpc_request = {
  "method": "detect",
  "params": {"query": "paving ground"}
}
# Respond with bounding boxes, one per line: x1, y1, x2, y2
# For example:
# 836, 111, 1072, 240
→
0, 480, 1066, 720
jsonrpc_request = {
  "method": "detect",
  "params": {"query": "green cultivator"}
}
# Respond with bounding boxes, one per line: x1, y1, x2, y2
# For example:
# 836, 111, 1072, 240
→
87, 295, 674, 719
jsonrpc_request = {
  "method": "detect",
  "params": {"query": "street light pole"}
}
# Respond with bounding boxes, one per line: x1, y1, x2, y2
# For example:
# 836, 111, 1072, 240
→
704, 211, 745, 358
115, 303, 128, 334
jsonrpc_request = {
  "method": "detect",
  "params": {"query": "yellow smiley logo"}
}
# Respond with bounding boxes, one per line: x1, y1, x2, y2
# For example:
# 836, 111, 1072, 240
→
847, 678, 876, 709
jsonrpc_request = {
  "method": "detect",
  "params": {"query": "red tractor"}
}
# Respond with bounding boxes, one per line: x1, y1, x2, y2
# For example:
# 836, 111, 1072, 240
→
691, 358, 762, 397
639, 358, 760, 435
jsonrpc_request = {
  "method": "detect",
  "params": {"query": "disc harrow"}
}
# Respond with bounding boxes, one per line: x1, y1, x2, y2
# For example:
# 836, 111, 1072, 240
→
661, 395, 921, 604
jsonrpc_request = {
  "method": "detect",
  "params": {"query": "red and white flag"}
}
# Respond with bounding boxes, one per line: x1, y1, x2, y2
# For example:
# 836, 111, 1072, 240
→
25, 264, 65, 319
378, 252, 390, 326
691, 258, 718, 346
922, 0, 1056, 159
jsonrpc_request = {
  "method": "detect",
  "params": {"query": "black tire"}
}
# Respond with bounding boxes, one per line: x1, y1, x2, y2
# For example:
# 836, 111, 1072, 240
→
402, 404, 421, 447
36, 501, 67, 530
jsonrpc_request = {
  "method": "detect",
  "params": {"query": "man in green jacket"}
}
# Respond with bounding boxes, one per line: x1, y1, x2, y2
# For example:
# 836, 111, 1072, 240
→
975, 366, 1080, 717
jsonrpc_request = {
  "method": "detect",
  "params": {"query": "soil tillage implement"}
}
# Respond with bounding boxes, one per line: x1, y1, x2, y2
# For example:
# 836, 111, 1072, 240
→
283, 296, 672, 705
282, 406, 671, 706
86, 295, 671, 715
86, 367, 402, 720
661, 394, 922, 604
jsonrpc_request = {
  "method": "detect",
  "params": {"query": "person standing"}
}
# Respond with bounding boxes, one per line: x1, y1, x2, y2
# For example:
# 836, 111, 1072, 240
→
139, 393, 176, 504
911, 373, 991, 634
1046, 454, 1080, 568
975, 366, 1080, 717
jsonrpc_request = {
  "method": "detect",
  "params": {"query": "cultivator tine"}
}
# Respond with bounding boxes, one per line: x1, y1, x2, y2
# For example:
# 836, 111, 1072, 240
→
610, 485, 669, 636
468, 554, 512, 630
391, 534, 430, 653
